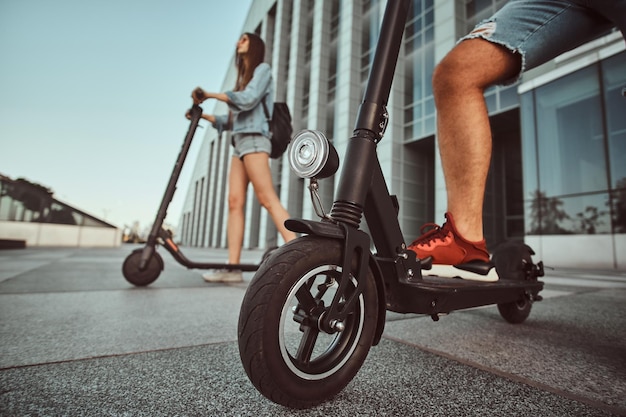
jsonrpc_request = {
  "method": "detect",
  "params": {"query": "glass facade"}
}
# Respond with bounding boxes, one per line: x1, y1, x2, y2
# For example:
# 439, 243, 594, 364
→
178, 0, 625, 268
403, 0, 435, 141
465, 0, 507, 26
0, 176, 115, 228
521, 51, 626, 236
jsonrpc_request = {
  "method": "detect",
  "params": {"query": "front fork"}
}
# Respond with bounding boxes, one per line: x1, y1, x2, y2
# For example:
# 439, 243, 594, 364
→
322, 225, 370, 333
285, 135, 419, 335
285, 218, 373, 334
138, 227, 174, 270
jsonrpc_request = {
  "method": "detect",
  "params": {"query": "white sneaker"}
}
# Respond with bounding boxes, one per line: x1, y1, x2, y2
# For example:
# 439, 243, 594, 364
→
202, 269, 243, 283
423, 264, 499, 282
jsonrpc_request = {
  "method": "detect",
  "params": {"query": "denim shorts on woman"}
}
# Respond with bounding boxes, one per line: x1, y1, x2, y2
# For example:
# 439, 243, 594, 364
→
232, 133, 272, 159
460, 0, 626, 83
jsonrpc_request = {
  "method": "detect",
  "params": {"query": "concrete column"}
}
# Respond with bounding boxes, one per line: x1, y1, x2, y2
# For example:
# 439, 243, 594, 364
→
334, 0, 363, 193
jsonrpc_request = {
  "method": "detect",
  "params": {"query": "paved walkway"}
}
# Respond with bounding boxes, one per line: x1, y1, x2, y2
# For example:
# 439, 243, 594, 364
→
1, 245, 625, 416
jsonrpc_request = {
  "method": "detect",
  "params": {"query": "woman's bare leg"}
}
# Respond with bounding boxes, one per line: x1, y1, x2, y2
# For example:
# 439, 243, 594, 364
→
242, 153, 297, 243
226, 156, 249, 264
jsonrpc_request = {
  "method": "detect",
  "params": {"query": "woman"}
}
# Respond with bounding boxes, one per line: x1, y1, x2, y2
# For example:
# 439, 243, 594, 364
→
190, 33, 296, 283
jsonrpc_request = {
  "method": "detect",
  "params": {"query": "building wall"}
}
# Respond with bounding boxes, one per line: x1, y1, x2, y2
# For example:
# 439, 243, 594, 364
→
0, 221, 122, 247
0, 175, 121, 248
519, 33, 626, 269
178, 0, 626, 270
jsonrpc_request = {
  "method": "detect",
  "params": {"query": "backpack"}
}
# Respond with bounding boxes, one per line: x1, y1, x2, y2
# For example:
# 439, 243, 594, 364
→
261, 98, 293, 159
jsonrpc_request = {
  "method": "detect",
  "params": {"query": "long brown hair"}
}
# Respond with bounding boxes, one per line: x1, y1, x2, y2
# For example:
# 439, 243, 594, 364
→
235, 32, 266, 91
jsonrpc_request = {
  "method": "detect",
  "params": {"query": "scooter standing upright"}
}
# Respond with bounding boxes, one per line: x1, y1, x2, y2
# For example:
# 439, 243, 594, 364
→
236, 0, 544, 409
122, 104, 270, 286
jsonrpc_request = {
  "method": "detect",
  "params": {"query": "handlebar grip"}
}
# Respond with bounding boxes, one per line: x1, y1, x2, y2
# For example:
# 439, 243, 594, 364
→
194, 87, 206, 100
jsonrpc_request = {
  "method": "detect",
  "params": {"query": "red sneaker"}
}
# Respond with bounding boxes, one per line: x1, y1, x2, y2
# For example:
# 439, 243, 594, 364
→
407, 212, 490, 265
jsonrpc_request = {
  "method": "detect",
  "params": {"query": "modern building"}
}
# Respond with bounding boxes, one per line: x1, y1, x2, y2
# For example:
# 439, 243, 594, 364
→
178, 0, 626, 269
0, 174, 121, 248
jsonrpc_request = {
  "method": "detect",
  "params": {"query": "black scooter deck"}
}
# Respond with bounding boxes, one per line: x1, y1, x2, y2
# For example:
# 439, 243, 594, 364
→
386, 273, 543, 315
159, 229, 261, 272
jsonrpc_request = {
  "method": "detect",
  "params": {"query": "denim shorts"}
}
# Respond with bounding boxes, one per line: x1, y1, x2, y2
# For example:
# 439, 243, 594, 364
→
232, 133, 272, 159
461, 0, 626, 83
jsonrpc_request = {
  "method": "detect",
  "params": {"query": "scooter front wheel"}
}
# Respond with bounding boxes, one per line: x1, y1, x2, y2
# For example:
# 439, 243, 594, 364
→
122, 248, 163, 286
238, 236, 378, 409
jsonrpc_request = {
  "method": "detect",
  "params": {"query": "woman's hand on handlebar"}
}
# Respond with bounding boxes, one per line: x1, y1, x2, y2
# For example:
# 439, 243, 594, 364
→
185, 109, 215, 124
192, 87, 230, 105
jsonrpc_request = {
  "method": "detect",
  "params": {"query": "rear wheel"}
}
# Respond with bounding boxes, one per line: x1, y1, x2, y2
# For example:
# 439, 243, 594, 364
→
498, 297, 532, 324
238, 236, 378, 409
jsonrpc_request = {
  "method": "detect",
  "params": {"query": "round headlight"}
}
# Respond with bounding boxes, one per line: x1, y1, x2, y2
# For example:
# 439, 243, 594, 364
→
288, 130, 339, 179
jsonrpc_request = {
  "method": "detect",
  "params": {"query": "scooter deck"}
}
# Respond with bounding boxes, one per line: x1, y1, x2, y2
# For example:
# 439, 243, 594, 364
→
160, 236, 261, 271
386, 273, 543, 315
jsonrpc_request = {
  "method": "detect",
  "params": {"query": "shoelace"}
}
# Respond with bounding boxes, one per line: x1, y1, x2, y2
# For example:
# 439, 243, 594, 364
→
410, 222, 450, 247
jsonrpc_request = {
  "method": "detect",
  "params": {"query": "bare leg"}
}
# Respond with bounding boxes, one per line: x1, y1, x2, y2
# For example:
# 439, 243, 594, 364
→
227, 156, 249, 264
432, 39, 521, 242
242, 153, 297, 243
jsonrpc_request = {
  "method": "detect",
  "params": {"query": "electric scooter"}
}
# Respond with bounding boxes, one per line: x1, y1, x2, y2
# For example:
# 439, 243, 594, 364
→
122, 104, 271, 286
236, 0, 544, 409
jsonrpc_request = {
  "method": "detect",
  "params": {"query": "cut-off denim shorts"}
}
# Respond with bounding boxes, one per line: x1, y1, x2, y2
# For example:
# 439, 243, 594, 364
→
232, 133, 272, 159
460, 0, 626, 83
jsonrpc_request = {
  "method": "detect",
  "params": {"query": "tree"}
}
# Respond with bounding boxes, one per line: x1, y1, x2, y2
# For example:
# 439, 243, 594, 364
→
528, 190, 570, 234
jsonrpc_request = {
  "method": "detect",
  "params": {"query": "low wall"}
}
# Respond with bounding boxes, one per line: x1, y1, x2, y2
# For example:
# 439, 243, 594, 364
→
526, 234, 626, 270
0, 221, 121, 248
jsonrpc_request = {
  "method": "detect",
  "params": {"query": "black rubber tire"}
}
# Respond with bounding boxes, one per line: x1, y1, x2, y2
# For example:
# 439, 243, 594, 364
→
122, 248, 163, 286
260, 246, 278, 263
238, 236, 378, 409
497, 297, 532, 324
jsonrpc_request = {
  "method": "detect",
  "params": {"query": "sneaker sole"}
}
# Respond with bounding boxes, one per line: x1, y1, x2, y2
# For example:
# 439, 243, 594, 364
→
202, 272, 244, 283
203, 278, 244, 283
422, 265, 499, 282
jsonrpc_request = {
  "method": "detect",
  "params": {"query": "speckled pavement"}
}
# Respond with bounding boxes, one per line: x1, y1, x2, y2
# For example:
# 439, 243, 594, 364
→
1, 245, 624, 416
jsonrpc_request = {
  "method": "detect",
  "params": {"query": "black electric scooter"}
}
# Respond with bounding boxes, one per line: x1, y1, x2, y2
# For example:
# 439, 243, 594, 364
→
122, 104, 270, 286
237, 0, 544, 409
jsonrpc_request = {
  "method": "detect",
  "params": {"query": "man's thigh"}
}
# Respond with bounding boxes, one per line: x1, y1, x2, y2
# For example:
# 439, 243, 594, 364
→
461, 0, 619, 81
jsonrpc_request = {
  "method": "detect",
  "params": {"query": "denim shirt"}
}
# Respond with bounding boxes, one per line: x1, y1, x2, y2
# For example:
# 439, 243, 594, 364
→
212, 62, 273, 138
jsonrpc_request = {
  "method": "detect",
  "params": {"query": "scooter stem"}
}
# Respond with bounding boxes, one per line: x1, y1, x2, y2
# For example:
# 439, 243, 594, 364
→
139, 104, 203, 270
332, 0, 410, 225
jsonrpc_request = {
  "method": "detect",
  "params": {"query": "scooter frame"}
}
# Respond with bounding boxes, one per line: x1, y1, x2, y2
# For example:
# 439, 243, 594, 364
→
236, 0, 545, 408
277, 0, 543, 337
122, 104, 262, 286
286, 0, 543, 328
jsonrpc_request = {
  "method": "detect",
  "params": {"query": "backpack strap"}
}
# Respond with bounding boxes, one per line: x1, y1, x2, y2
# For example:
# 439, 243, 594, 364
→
261, 97, 271, 122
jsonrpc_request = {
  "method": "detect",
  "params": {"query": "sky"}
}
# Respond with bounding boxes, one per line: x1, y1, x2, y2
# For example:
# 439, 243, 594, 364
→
0, 0, 252, 230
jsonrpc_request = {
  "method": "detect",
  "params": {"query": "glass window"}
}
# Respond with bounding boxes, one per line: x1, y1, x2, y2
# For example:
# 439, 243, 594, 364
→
612, 188, 626, 233
521, 92, 539, 207
535, 66, 607, 197
499, 84, 520, 110
526, 192, 611, 234
0, 194, 10, 221
403, 0, 435, 140
0, 177, 115, 227
47, 202, 79, 225
465, 0, 497, 30
601, 52, 626, 190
